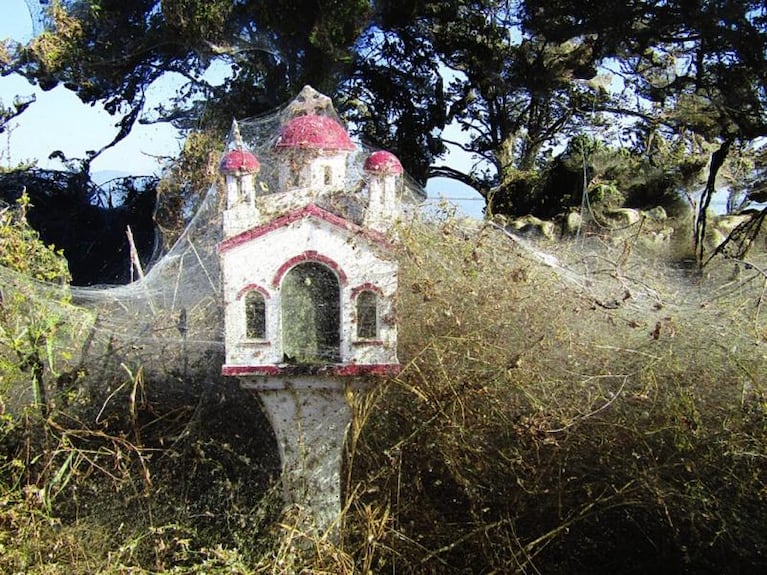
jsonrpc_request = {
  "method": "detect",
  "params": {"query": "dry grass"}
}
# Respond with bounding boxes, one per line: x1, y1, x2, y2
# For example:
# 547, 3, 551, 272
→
343, 214, 767, 573
2, 212, 767, 573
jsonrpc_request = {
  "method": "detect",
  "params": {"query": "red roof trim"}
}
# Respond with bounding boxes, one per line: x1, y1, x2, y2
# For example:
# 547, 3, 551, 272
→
223, 365, 281, 376
222, 363, 400, 377
217, 203, 390, 253
272, 250, 347, 287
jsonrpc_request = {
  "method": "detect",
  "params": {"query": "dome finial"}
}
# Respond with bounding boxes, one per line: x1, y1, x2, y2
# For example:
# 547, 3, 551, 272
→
229, 119, 245, 149
285, 85, 334, 118
220, 120, 260, 176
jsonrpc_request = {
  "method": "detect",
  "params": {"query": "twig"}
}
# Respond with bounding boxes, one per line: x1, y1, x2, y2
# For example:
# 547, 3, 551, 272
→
95, 379, 128, 424
171, 252, 185, 311
488, 221, 591, 289
126, 225, 145, 282
725, 258, 767, 328
419, 519, 510, 565
546, 375, 629, 433
127, 225, 157, 315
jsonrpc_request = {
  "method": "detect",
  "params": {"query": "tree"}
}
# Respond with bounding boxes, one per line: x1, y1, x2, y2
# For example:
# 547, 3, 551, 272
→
1, 1, 628, 223
0, 169, 158, 285
7, 0, 767, 237
2, 0, 377, 251
340, 22, 447, 185
3, 0, 373, 157
5, 1, 609, 215
436, 32, 600, 217
522, 0, 767, 260
342, 0, 606, 216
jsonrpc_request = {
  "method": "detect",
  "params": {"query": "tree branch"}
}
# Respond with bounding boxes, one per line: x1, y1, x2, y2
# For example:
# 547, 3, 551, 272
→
427, 165, 487, 197
696, 138, 733, 265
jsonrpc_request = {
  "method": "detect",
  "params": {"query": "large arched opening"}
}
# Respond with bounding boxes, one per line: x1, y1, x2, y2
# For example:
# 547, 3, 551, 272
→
280, 261, 341, 363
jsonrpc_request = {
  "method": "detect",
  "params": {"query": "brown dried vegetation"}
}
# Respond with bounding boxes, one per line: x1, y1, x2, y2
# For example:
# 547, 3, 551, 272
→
1, 208, 767, 574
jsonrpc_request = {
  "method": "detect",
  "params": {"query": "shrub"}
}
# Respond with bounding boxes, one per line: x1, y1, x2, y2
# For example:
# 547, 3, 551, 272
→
343, 215, 767, 574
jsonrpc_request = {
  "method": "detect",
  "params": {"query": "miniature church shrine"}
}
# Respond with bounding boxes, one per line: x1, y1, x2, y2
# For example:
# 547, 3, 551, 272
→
217, 86, 414, 531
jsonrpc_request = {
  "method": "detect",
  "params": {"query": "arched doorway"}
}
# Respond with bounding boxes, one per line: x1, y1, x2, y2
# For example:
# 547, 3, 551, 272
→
281, 262, 341, 363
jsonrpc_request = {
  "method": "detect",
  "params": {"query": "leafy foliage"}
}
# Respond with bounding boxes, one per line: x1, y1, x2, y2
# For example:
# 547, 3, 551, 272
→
0, 194, 77, 413
0, 165, 76, 463
341, 24, 446, 185
4, 0, 374, 142
0, 194, 70, 283
5, 0, 767, 257
523, 0, 767, 259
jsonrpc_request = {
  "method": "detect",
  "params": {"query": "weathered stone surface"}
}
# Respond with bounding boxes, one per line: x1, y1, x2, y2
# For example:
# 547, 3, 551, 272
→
645, 206, 667, 222
247, 377, 360, 534
563, 211, 583, 236
708, 214, 751, 249
508, 215, 556, 240
642, 227, 675, 247
601, 207, 643, 227
714, 214, 750, 235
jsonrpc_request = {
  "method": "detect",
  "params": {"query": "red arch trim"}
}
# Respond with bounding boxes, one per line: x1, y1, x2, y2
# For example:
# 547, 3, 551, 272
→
272, 250, 348, 287
237, 283, 270, 300
351, 282, 384, 299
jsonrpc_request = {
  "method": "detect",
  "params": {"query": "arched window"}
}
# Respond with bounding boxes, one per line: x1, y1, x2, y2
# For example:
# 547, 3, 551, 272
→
323, 165, 333, 186
281, 262, 340, 363
290, 163, 302, 188
244, 291, 266, 339
356, 290, 378, 339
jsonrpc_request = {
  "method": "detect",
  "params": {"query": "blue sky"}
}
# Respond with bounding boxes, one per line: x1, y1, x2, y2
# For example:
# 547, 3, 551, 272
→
1, 0, 183, 178
1, 0, 485, 216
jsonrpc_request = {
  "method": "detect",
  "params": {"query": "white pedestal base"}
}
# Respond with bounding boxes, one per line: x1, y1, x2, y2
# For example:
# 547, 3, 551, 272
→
244, 376, 364, 533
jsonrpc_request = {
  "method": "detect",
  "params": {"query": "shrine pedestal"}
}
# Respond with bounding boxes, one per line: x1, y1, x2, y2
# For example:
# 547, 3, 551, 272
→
244, 376, 366, 533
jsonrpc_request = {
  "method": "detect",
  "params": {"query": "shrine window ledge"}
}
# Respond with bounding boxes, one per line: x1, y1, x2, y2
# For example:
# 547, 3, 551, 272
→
352, 339, 384, 346
241, 339, 272, 346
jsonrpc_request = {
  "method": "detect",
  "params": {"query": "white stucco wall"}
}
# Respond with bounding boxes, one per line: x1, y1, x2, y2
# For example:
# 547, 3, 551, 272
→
221, 211, 398, 370
365, 174, 399, 232
277, 150, 348, 194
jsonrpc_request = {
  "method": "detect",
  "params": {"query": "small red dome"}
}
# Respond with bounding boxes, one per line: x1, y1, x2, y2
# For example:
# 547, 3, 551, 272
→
275, 114, 355, 151
220, 149, 260, 175
364, 150, 403, 176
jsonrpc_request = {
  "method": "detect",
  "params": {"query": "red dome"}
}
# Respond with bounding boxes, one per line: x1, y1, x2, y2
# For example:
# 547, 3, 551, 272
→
364, 150, 403, 176
219, 149, 260, 175
275, 114, 355, 151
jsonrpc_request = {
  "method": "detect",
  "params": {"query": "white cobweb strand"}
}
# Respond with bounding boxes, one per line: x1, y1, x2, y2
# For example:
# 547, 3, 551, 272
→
56, 103, 421, 379
2, 98, 765, 392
